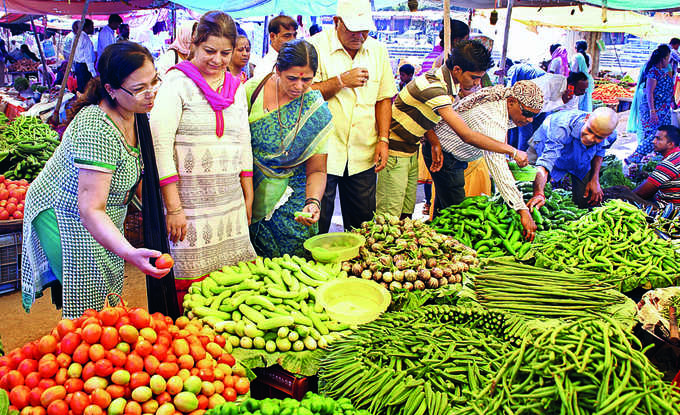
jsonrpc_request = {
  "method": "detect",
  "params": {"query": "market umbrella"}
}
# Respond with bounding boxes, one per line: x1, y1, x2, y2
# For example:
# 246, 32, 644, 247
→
137, 113, 181, 319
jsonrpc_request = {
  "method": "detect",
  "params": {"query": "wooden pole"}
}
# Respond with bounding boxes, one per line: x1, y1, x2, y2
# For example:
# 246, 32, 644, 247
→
30, 17, 49, 87
497, 0, 514, 84
443, 0, 451, 57
51, 0, 91, 125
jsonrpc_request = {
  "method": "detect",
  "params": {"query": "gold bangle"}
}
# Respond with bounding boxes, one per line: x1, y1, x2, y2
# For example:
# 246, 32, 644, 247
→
379, 136, 390, 144
167, 207, 183, 215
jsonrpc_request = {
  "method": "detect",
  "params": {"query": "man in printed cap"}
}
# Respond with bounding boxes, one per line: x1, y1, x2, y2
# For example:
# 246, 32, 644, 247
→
431, 80, 544, 241
527, 107, 618, 209
309, 0, 397, 232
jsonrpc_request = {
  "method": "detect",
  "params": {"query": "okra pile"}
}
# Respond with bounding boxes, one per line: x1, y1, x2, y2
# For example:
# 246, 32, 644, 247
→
474, 259, 632, 321
461, 318, 680, 414
319, 305, 521, 415
184, 255, 350, 353
531, 200, 680, 291
0, 116, 60, 181
346, 214, 478, 291
429, 195, 531, 257
209, 393, 369, 415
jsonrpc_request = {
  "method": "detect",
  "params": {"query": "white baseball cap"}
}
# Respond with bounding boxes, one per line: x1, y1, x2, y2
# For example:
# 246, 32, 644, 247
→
337, 0, 376, 32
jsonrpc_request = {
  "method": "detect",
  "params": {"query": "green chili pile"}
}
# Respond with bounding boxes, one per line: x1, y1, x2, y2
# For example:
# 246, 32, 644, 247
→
473, 259, 633, 321
516, 181, 588, 230
346, 214, 478, 291
531, 199, 680, 291
0, 116, 59, 181
429, 196, 530, 257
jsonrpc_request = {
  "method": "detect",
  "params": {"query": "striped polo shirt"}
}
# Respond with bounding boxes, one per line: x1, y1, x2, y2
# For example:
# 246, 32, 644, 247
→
649, 149, 680, 205
389, 66, 459, 155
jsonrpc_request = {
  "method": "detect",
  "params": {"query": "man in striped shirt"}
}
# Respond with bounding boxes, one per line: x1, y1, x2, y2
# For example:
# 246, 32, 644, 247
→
376, 40, 528, 219
433, 81, 544, 240
634, 125, 680, 206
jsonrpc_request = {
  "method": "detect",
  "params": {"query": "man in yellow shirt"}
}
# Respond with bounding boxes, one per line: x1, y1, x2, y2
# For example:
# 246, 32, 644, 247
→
309, 0, 397, 232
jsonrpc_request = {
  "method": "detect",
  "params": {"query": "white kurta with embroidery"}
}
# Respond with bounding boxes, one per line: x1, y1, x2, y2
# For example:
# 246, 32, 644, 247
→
150, 69, 256, 281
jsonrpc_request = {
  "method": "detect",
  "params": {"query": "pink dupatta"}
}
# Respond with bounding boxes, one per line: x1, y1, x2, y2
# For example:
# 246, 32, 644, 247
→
171, 61, 241, 137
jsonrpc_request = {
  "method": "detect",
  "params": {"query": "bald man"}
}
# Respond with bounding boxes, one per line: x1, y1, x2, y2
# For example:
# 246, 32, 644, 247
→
527, 107, 618, 209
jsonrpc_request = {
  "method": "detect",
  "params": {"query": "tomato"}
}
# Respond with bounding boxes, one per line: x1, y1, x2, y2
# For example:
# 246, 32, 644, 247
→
17, 359, 38, 377
25, 372, 41, 389
156, 363, 178, 380
56, 319, 76, 338
143, 355, 159, 375
29, 387, 44, 406
90, 388, 111, 409
60, 332, 81, 355
7, 196, 18, 204
13, 210, 23, 220
7, 183, 17, 191
0, 208, 9, 220
93, 359, 113, 377
47, 399, 69, 415
105, 384, 126, 399
100, 327, 119, 350
107, 349, 127, 368
125, 354, 144, 374
88, 344, 106, 362
6, 203, 16, 215
38, 360, 58, 379
69, 391, 90, 415
129, 372, 150, 389
128, 309, 151, 330
9, 385, 31, 409
218, 354, 235, 367
38, 335, 58, 355
98, 308, 120, 327
81, 362, 96, 381
155, 254, 174, 269
124, 401, 142, 415
234, 377, 249, 395
222, 387, 237, 402
222, 376, 234, 389
81, 324, 102, 345
64, 378, 83, 393
14, 188, 26, 200
0, 189, 9, 200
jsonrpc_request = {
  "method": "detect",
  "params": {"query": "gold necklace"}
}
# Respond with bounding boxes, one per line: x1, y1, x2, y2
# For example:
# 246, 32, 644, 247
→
275, 78, 304, 139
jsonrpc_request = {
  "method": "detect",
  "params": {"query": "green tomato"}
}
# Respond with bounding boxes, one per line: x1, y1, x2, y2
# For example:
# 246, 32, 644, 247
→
265, 340, 277, 353
292, 340, 305, 352
287, 330, 299, 342
240, 336, 253, 349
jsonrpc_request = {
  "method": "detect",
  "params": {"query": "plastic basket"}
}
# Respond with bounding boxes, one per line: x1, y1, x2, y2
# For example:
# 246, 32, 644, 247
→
316, 278, 391, 325
0, 231, 22, 295
303, 232, 365, 263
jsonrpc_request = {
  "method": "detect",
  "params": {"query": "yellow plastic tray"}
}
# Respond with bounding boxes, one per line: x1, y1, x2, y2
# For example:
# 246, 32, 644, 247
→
316, 278, 391, 325
303, 232, 365, 263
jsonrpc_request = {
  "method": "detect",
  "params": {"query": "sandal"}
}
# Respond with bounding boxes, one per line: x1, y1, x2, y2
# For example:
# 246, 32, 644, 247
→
422, 203, 431, 215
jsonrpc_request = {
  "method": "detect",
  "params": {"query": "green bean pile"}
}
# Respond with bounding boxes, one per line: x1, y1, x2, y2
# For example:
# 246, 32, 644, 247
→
474, 259, 632, 321
531, 199, 680, 292
516, 181, 588, 231
0, 115, 60, 181
459, 318, 680, 414
321, 305, 680, 415
320, 305, 522, 415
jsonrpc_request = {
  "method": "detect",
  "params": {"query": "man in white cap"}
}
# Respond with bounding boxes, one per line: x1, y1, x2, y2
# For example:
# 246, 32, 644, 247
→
309, 0, 397, 233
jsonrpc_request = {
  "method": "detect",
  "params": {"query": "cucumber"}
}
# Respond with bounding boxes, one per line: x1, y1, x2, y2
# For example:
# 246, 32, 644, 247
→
295, 325, 311, 338
240, 337, 253, 349
267, 287, 299, 299
292, 340, 305, 352
192, 306, 231, 320
257, 316, 295, 331
277, 327, 289, 338
290, 310, 313, 326
245, 295, 276, 311
232, 311, 242, 321
313, 301, 324, 314
288, 330, 299, 342
235, 320, 246, 337
253, 337, 266, 349
210, 270, 248, 286
238, 304, 266, 325
301, 263, 331, 281
303, 336, 317, 351
265, 340, 277, 353
244, 324, 265, 338
276, 337, 292, 352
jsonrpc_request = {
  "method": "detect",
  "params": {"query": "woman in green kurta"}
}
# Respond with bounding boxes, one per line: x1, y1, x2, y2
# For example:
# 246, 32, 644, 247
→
22, 42, 170, 319
247, 39, 333, 258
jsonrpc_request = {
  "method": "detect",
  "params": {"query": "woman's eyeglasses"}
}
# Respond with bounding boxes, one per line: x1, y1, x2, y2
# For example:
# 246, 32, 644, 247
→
120, 77, 161, 99
518, 100, 539, 118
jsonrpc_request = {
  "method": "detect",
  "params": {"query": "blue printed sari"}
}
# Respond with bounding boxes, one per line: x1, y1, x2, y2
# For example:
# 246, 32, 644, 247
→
246, 84, 332, 258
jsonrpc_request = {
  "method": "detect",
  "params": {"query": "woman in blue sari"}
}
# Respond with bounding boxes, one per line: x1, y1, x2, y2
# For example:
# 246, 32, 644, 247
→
246, 39, 332, 257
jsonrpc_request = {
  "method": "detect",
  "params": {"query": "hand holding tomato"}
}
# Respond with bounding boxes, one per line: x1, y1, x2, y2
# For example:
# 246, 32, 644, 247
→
155, 254, 174, 269
125, 249, 172, 279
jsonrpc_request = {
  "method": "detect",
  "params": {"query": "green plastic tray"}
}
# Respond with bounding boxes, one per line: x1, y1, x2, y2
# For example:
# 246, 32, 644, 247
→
303, 232, 365, 263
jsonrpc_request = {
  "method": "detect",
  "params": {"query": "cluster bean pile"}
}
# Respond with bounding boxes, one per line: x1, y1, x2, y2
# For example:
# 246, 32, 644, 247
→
183, 256, 350, 353
430, 196, 530, 257
531, 200, 680, 291
209, 393, 369, 415
458, 318, 680, 414
319, 305, 520, 415
346, 214, 478, 291
474, 260, 631, 320
0, 116, 60, 181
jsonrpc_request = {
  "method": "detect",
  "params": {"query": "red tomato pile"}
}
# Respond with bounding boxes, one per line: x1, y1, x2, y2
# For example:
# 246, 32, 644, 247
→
0, 176, 28, 220
0, 307, 250, 415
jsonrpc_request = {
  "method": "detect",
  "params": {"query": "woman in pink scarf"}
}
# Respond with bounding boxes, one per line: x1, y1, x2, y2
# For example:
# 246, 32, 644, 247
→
149, 11, 256, 309
155, 21, 196, 77
547, 43, 569, 76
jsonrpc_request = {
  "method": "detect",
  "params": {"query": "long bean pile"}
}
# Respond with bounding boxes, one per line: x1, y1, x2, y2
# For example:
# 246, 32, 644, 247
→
474, 259, 632, 321
531, 199, 680, 291
0, 116, 60, 181
458, 318, 680, 414
320, 305, 522, 415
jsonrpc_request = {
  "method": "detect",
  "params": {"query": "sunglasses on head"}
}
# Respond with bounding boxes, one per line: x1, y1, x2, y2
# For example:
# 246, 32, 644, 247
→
517, 100, 539, 118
